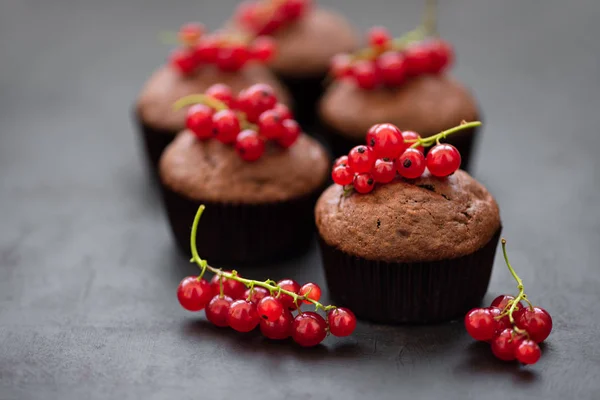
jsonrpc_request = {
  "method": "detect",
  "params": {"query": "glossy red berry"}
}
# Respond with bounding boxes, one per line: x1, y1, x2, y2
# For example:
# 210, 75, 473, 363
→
210, 272, 247, 300
368, 26, 391, 48
251, 36, 276, 62
429, 39, 453, 73
195, 36, 219, 63
205, 295, 233, 327
396, 148, 426, 179
211, 109, 241, 144
353, 173, 375, 194
177, 277, 212, 311
377, 51, 407, 87
235, 129, 265, 161
169, 47, 198, 75
216, 44, 250, 72
178, 22, 204, 45
260, 310, 293, 340
255, 9, 286, 36
237, 84, 278, 123
276, 279, 301, 311
491, 329, 524, 361
281, 0, 310, 19
278, 119, 301, 148
401, 131, 424, 153
299, 283, 321, 304
371, 159, 396, 183
426, 144, 461, 177
228, 300, 260, 332
464, 308, 497, 341
490, 294, 523, 311
244, 287, 269, 305
292, 312, 327, 347
328, 308, 357, 337
352, 60, 379, 90
257, 296, 284, 322
404, 43, 437, 76
334, 155, 349, 168
516, 340, 541, 365
330, 53, 353, 79
514, 307, 553, 343
206, 83, 235, 108
487, 306, 511, 335
348, 145, 376, 173
367, 123, 405, 159
272, 103, 292, 120
186, 104, 214, 139
331, 165, 354, 186
258, 109, 285, 140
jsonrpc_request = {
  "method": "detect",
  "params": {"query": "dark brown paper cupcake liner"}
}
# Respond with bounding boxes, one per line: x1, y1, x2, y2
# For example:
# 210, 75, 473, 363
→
161, 185, 324, 266
275, 72, 326, 129
133, 110, 178, 175
318, 228, 501, 324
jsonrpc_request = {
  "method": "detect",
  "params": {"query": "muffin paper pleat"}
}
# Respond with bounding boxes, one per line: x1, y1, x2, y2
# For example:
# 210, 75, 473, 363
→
133, 109, 177, 174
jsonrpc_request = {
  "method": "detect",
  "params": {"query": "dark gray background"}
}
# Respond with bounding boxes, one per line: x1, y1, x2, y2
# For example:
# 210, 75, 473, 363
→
1, 0, 599, 399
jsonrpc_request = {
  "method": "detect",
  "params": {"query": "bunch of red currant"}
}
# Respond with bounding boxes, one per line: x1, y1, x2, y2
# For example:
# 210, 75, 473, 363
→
169, 23, 276, 75
175, 83, 300, 161
177, 205, 357, 347
236, 0, 312, 36
465, 239, 553, 365
330, 26, 453, 90
332, 121, 480, 194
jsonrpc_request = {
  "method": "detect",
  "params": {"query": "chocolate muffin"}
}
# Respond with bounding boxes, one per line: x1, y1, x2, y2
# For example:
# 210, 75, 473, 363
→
135, 64, 291, 173
160, 131, 329, 264
320, 75, 480, 170
315, 170, 501, 324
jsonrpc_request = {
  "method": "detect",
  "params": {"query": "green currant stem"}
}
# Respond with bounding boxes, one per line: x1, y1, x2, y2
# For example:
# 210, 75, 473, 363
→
409, 121, 482, 149
352, 28, 426, 62
189, 205, 336, 312
422, 0, 438, 37
500, 238, 527, 327
173, 95, 258, 131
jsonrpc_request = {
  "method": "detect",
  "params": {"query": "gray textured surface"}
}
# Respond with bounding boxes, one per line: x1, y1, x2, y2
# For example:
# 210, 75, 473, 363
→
1, 0, 599, 399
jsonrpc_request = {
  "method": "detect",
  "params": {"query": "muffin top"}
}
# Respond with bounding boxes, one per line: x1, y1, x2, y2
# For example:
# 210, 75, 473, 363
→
320, 75, 479, 141
315, 170, 500, 263
136, 65, 291, 132
160, 131, 329, 203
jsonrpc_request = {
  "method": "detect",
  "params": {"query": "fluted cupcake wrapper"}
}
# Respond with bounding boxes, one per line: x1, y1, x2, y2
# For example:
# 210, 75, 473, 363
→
161, 186, 324, 266
133, 109, 178, 175
318, 228, 501, 324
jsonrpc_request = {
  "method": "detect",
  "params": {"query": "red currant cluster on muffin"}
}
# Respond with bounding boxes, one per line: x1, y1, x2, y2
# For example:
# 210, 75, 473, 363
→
177, 83, 300, 161
330, 26, 453, 90
236, 0, 312, 35
169, 23, 276, 75
332, 121, 480, 194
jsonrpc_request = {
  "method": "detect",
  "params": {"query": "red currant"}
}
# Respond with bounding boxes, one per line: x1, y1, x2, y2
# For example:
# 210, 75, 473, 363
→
206, 295, 233, 327
178, 22, 204, 45
464, 308, 497, 341
353, 173, 375, 194
404, 43, 437, 76
255, 9, 286, 36
426, 144, 461, 177
330, 53, 353, 79
368, 26, 391, 48
490, 294, 523, 311
244, 286, 269, 305
334, 155, 349, 168
278, 119, 301, 148
195, 36, 219, 63
276, 279, 301, 310
348, 145, 376, 173
401, 131, 424, 153
210, 272, 247, 300
514, 307, 553, 343
396, 148, 426, 179
169, 47, 198, 75
377, 51, 407, 87
237, 84, 278, 123
328, 308, 356, 337
292, 312, 327, 347
206, 83, 235, 108
235, 129, 265, 161
211, 109, 241, 144
352, 60, 379, 90
299, 282, 321, 304
487, 306, 511, 335
258, 109, 285, 140
186, 104, 214, 140
368, 123, 405, 159
257, 296, 284, 322
516, 340, 541, 365
491, 329, 524, 361
260, 310, 293, 340
281, 0, 310, 19
177, 277, 212, 311
273, 103, 292, 120
331, 165, 354, 186
216, 44, 250, 72
371, 159, 396, 183
429, 39, 453, 74
228, 299, 260, 332
250, 36, 276, 62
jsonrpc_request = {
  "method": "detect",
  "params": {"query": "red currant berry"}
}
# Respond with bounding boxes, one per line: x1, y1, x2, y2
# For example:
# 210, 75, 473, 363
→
429, 39, 453, 74
216, 44, 250, 72
401, 131, 424, 153
348, 145, 376, 173
255, 9, 286, 36
211, 109, 241, 144
299, 282, 321, 304
206, 83, 235, 108
276, 279, 301, 311
426, 144, 461, 177
235, 129, 265, 162
371, 159, 396, 183
490, 294, 523, 311
328, 308, 356, 337
292, 312, 327, 347
205, 295, 233, 327
352, 60, 379, 90
250, 36, 276, 62
331, 165, 354, 186
273, 103, 292, 120
487, 306, 511, 335
330, 53, 353, 79
377, 51, 407, 87
516, 340, 542, 365
353, 173, 375, 194
396, 148, 426, 179
237, 84, 278, 123
178, 22, 204, 45
210, 272, 247, 300
195, 36, 219, 63
169, 47, 198, 75
260, 310, 293, 340
257, 296, 284, 322
281, 0, 310, 19
464, 308, 497, 341
186, 104, 214, 140
278, 119, 301, 148
368, 26, 391, 48
334, 155, 349, 168
244, 287, 269, 305
514, 307, 553, 343
368, 123, 405, 159
177, 277, 212, 311
491, 329, 524, 361
228, 299, 260, 332
404, 43, 437, 76
258, 109, 285, 140
235, 1, 259, 30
